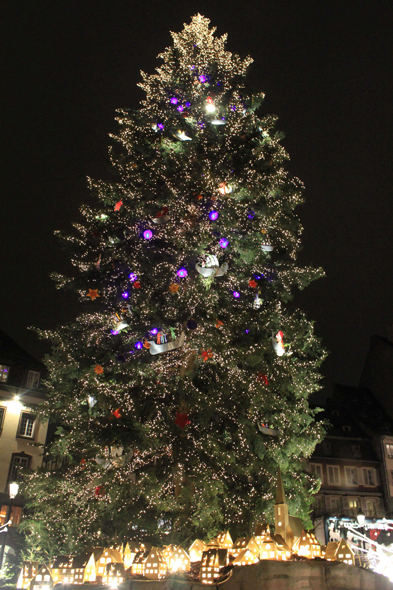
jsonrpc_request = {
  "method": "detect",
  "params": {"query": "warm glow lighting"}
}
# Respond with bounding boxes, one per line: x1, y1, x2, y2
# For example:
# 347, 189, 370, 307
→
9, 482, 19, 499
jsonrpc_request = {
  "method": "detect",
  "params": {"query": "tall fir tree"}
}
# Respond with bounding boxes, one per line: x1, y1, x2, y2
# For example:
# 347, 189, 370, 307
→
23, 15, 325, 558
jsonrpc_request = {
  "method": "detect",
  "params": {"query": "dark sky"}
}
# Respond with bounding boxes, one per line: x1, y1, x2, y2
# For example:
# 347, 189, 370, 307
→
1, 0, 392, 397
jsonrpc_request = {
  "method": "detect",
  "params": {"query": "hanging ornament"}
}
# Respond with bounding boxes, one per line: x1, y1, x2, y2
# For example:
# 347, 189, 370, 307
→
253, 292, 262, 309
177, 268, 188, 278
174, 130, 192, 141
211, 118, 226, 125
129, 273, 138, 282
272, 331, 285, 356
175, 412, 191, 428
169, 283, 180, 293
249, 279, 257, 288
133, 281, 141, 289
195, 255, 228, 278
94, 365, 104, 374
257, 372, 269, 386
143, 340, 151, 349
95, 485, 105, 497
112, 408, 121, 418
187, 319, 197, 330
205, 96, 216, 113
200, 349, 213, 361
153, 206, 169, 224
215, 319, 223, 329
88, 395, 97, 408
261, 230, 274, 252
95, 254, 101, 270
111, 315, 129, 334
258, 423, 279, 436
114, 200, 123, 212
143, 229, 153, 240
87, 289, 100, 300
218, 182, 232, 195
147, 331, 185, 355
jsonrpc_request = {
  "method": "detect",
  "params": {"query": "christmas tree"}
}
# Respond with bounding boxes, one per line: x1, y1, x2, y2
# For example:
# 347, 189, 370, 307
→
23, 15, 325, 557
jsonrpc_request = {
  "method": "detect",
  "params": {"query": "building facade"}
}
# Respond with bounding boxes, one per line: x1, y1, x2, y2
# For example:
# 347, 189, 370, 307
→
0, 331, 47, 526
309, 383, 393, 545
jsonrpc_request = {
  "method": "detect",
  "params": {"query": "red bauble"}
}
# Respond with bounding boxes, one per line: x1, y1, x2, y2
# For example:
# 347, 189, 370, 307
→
134, 281, 141, 289
175, 412, 190, 428
112, 408, 121, 418
257, 372, 269, 386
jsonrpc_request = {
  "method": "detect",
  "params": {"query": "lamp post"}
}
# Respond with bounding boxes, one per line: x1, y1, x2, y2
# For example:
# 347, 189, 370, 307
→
0, 482, 19, 573
357, 508, 366, 567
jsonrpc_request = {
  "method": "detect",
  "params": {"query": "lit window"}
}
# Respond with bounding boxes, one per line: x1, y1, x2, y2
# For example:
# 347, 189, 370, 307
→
387, 444, 393, 458
18, 412, 36, 437
0, 365, 10, 383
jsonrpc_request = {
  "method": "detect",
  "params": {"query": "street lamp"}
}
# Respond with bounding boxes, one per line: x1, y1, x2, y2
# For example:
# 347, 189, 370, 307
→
0, 482, 19, 572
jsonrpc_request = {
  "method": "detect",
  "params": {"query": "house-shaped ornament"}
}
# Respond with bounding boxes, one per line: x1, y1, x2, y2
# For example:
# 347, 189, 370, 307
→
102, 562, 125, 585
231, 537, 260, 559
200, 548, 230, 584
17, 561, 39, 589
162, 545, 190, 572
254, 523, 271, 545
293, 530, 322, 559
84, 548, 123, 582
208, 531, 233, 549
325, 540, 355, 566
123, 542, 146, 568
232, 548, 259, 566
131, 550, 149, 576
273, 468, 304, 551
143, 547, 167, 579
51, 555, 90, 585
29, 564, 53, 590
189, 539, 206, 562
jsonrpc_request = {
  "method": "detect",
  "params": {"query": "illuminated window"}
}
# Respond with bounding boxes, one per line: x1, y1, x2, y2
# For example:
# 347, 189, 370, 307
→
0, 365, 10, 383
387, 444, 393, 458
18, 412, 36, 438
26, 370, 40, 390
327, 465, 340, 485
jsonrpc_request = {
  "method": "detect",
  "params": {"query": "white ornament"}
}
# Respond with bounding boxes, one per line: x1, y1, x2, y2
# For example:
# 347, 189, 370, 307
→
261, 243, 274, 252
253, 293, 262, 309
195, 262, 228, 278
174, 131, 191, 141
147, 331, 185, 355
272, 331, 285, 356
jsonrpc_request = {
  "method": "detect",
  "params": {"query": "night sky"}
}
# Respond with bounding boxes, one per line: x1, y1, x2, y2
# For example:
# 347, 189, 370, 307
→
1, 0, 392, 399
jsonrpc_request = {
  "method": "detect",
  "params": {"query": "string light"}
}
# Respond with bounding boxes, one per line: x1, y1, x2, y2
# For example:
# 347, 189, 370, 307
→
23, 14, 326, 559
